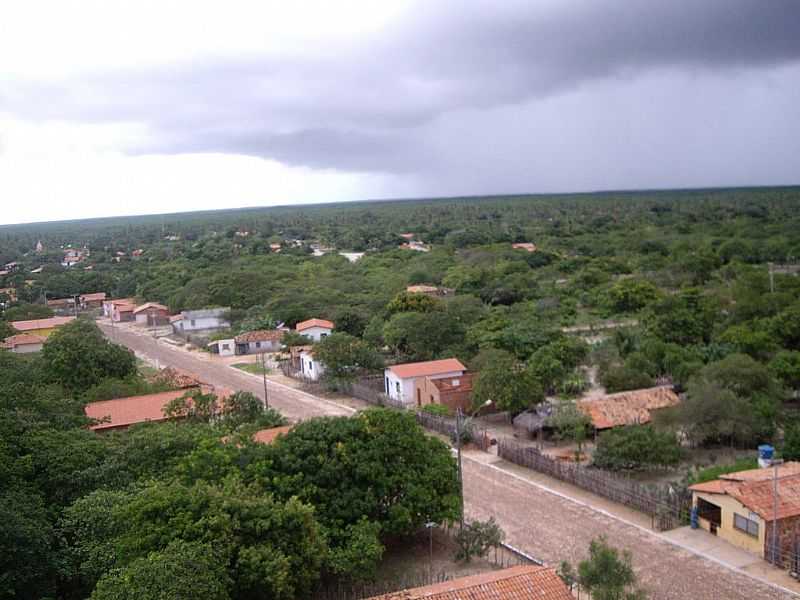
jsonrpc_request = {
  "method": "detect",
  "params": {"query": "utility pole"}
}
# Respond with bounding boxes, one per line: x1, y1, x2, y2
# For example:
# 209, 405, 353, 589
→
769, 262, 775, 294
772, 459, 784, 565
260, 352, 269, 409
456, 407, 464, 531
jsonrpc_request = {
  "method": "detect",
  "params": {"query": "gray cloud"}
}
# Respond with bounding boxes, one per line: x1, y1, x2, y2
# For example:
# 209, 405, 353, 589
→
2, 0, 799, 181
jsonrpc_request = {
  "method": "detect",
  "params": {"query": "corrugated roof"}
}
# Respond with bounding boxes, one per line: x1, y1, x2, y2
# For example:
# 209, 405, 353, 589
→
11, 316, 76, 332
252, 425, 293, 444
235, 330, 285, 344
577, 386, 680, 429
296, 318, 334, 332
388, 358, 466, 380
80, 292, 107, 301
364, 566, 572, 600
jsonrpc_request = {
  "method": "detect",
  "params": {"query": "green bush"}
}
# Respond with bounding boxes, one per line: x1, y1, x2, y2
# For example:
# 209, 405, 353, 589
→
593, 425, 683, 471
421, 403, 451, 417
689, 457, 758, 485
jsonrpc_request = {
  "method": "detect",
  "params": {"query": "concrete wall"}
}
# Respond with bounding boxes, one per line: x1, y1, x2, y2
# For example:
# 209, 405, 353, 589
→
385, 371, 415, 404
12, 342, 43, 353
239, 340, 281, 354
182, 316, 228, 332
300, 352, 325, 381
298, 326, 332, 342
693, 491, 765, 556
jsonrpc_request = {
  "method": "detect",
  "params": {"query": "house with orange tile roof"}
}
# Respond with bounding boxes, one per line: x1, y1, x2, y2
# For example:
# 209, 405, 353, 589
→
690, 462, 800, 561
364, 565, 572, 600
577, 385, 680, 430
79, 292, 107, 309
133, 302, 170, 326
1, 333, 46, 353
385, 358, 467, 406
10, 315, 76, 338
295, 318, 334, 341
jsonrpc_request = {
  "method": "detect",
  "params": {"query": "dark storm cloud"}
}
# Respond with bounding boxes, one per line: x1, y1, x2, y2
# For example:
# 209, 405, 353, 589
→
2, 0, 799, 175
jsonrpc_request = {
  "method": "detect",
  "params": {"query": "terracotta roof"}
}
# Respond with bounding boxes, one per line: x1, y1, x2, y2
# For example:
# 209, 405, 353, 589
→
169, 314, 183, 323
577, 386, 680, 429
365, 566, 572, 600
252, 425, 293, 444
512, 242, 537, 252
399, 233, 415, 239
235, 330, 285, 344
11, 316, 76, 332
691, 465, 800, 521
430, 372, 474, 394
2, 333, 46, 349
296, 318, 334, 332
80, 292, 107, 302
388, 358, 466, 380
133, 302, 169, 314
147, 367, 203, 390
84, 388, 200, 431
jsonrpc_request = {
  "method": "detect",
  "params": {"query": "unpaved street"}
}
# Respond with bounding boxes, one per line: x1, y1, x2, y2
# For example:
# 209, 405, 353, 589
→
102, 322, 797, 600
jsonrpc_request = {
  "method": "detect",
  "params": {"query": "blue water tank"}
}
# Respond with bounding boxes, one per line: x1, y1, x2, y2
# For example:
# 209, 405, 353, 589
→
759, 445, 775, 460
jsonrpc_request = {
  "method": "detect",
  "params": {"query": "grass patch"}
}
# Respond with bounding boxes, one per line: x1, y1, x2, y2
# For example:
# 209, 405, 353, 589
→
233, 363, 272, 375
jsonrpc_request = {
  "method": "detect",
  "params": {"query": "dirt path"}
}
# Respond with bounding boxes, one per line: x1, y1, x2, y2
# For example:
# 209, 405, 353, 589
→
101, 321, 798, 600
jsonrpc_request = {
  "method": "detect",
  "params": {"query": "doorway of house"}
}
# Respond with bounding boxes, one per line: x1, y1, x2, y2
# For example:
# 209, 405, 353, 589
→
697, 498, 722, 535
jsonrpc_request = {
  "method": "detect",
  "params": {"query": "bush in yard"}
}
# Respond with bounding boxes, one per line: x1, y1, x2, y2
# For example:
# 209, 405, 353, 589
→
592, 425, 683, 471
576, 536, 648, 600
454, 518, 505, 563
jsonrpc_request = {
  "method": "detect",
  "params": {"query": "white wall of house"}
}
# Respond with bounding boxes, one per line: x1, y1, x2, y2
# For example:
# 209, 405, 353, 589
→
12, 342, 43, 354
182, 316, 228, 332
300, 351, 325, 381
239, 340, 281, 354
298, 326, 332, 342
385, 369, 465, 405
214, 339, 236, 357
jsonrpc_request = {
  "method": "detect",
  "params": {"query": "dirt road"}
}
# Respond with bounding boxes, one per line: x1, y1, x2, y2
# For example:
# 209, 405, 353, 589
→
102, 322, 797, 599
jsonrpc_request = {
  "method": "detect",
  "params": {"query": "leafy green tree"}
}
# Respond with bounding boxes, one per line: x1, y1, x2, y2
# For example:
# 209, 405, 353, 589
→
41, 320, 136, 394
0, 489, 58, 600
577, 537, 647, 600
313, 332, 384, 383
547, 401, 591, 461
600, 364, 654, 393
606, 279, 661, 313
454, 518, 505, 563
281, 331, 312, 347
383, 311, 460, 361
718, 324, 778, 361
386, 291, 440, 314
91, 541, 230, 600
257, 409, 459, 579
782, 421, 800, 462
472, 350, 543, 415
770, 351, 800, 392
771, 302, 800, 350
643, 289, 716, 346
592, 426, 683, 471
4, 302, 54, 322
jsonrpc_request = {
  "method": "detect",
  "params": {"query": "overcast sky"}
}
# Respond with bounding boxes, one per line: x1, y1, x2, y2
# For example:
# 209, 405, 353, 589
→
1, 0, 799, 225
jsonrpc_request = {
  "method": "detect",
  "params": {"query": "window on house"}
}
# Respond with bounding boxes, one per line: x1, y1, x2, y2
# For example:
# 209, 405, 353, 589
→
395, 381, 400, 395
190, 319, 196, 327
385, 377, 389, 393
222, 343, 229, 350
256, 341, 261, 348
321, 333, 328, 338
733, 513, 759, 538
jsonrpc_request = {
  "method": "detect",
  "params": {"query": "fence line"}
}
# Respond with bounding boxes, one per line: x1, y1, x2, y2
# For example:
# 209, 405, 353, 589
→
497, 438, 691, 530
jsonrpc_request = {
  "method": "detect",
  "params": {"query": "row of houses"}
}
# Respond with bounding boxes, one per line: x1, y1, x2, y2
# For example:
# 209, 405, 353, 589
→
1, 315, 77, 353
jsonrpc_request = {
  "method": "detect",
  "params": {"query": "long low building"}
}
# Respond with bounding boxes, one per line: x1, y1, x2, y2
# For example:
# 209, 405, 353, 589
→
577, 385, 680, 430
10, 315, 76, 338
84, 389, 200, 432
1, 333, 45, 353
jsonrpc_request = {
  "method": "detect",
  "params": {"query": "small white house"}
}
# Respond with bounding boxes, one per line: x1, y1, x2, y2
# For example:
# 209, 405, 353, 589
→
384, 358, 467, 406
299, 349, 326, 381
295, 318, 334, 342
207, 338, 236, 357
234, 330, 285, 355
172, 307, 231, 334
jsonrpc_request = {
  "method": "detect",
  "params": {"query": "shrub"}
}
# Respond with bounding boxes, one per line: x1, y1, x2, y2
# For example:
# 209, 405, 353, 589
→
593, 426, 683, 471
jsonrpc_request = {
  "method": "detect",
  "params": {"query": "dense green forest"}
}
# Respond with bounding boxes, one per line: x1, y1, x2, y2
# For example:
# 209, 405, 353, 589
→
2, 186, 800, 442
0, 320, 459, 599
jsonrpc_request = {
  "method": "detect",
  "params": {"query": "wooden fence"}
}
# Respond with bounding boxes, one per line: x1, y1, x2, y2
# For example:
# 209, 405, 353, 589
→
498, 439, 691, 530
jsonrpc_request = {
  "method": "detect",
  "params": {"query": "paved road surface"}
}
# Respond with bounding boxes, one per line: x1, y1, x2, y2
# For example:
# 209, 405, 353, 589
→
102, 322, 797, 600
99, 322, 353, 422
